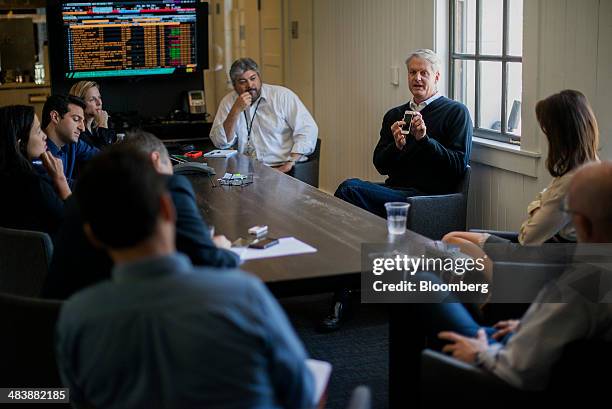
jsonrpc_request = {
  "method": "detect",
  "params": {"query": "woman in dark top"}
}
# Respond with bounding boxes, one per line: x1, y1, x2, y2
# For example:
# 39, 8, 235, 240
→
69, 81, 117, 148
0, 105, 71, 235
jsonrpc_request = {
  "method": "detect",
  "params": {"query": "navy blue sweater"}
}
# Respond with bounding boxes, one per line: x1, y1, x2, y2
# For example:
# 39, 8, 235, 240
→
373, 96, 472, 194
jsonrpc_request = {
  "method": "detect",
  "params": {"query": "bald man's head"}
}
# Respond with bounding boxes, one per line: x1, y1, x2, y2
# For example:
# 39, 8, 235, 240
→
568, 161, 612, 243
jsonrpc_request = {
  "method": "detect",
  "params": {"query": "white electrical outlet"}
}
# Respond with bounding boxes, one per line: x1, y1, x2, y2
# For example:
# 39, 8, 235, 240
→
391, 66, 400, 86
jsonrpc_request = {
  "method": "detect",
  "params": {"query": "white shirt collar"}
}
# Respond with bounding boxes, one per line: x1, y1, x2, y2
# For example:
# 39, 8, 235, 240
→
256, 84, 269, 103
410, 92, 442, 112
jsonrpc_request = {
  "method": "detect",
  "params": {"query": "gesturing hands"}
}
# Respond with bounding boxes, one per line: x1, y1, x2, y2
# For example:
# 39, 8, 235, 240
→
390, 112, 427, 150
390, 120, 407, 150
411, 113, 427, 140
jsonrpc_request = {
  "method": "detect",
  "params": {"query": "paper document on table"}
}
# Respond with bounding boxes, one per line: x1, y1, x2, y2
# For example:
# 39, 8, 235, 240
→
306, 359, 332, 405
203, 149, 238, 158
230, 237, 317, 260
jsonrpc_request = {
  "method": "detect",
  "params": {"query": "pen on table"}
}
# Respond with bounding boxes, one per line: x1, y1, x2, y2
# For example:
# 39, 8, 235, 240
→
170, 154, 188, 163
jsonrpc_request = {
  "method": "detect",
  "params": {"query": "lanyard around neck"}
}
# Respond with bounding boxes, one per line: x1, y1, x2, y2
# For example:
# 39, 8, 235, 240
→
244, 98, 263, 138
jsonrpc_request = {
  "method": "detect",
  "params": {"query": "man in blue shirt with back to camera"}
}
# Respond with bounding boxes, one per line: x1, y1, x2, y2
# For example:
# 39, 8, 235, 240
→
41, 94, 99, 186
55, 145, 315, 409
42, 130, 239, 300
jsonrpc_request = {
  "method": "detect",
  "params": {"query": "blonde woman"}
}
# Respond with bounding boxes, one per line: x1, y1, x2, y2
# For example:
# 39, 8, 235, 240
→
69, 81, 117, 148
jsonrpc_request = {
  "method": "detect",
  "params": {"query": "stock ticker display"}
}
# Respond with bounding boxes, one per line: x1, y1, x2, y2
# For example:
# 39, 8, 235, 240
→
61, 1, 200, 78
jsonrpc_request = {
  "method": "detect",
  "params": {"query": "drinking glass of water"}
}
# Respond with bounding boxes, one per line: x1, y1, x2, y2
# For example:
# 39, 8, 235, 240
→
384, 202, 410, 235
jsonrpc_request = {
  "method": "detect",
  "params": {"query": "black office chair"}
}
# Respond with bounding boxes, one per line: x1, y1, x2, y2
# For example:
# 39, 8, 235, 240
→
405, 165, 471, 240
320, 167, 472, 332
292, 138, 321, 188
0, 226, 54, 297
372, 166, 471, 240
419, 340, 612, 408
0, 292, 63, 387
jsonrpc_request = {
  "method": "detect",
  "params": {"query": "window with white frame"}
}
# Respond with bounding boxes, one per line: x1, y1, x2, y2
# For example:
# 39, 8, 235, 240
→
450, 0, 523, 144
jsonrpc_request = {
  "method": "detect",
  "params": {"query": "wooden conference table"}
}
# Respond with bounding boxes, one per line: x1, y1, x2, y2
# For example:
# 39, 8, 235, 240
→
187, 154, 432, 292
187, 154, 431, 408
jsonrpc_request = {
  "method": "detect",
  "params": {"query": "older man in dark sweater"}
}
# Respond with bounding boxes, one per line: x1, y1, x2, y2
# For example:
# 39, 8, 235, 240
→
335, 49, 472, 218
322, 49, 473, 332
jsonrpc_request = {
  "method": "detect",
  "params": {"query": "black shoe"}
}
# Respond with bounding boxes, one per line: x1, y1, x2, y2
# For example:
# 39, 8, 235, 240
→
317, 300, 349, 332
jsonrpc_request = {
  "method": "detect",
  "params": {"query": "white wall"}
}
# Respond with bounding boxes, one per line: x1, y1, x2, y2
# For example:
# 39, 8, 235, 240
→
284, 0, 314, 111
311, 0, 612, 231
313, 0, 436, 193
205, 0, 236, 117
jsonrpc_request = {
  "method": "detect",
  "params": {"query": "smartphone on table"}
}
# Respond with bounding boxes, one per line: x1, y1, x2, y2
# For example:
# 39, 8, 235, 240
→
248, 237, 279, 249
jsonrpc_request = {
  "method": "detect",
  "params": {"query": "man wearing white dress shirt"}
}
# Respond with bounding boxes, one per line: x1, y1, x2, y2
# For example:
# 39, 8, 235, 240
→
210, 58, 318, 174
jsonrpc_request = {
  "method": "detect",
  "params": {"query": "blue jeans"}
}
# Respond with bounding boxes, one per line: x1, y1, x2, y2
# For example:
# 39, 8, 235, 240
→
411, 273, 510, 349
334, 178, 425, 218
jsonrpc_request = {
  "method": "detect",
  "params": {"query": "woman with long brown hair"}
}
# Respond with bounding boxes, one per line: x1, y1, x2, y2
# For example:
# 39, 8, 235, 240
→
444, 89, 599, 250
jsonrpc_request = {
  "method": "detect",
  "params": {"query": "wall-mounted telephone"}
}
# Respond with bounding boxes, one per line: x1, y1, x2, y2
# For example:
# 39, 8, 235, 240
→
187, 90, 206, 115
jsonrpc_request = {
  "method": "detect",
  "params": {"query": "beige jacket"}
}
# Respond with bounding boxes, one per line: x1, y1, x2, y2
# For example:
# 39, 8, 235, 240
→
518, 171, 576, 245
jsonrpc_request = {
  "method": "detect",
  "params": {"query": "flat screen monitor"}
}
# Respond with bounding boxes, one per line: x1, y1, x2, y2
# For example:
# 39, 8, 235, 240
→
47, 0, 209, 80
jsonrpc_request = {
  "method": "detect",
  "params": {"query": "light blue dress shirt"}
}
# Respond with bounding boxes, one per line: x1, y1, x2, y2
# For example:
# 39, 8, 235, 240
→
409, 92, 443, 112
56, 253, 315, 409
